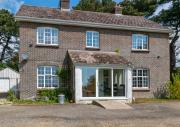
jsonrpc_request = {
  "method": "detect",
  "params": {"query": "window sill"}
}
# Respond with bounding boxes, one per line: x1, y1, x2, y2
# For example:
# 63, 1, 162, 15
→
131, 49, 149, 53
85, 47, 100, 51
36, 44, 59, 48
133, 88, 150, 91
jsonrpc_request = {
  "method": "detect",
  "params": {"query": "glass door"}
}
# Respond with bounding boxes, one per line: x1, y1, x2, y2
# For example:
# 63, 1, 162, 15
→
98, 69, 112, 97
113, 69, 125, 97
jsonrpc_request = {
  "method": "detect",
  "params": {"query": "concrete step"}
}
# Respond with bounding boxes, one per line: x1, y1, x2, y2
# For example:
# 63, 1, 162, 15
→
93, 100, 133, 110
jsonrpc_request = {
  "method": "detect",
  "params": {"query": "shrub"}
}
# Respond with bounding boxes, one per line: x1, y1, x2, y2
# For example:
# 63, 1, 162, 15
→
7, 90, 17, 101
37, 87, 72, 103
166, 74, 180, 99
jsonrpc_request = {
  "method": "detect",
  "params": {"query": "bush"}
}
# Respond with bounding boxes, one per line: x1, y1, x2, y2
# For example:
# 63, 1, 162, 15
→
7, 90, 17, 101
37, 88, 72, 103
166, 74, 180, 99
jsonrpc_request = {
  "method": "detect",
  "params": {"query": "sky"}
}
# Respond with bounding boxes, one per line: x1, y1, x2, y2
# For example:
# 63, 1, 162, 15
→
0, 0, 122, 14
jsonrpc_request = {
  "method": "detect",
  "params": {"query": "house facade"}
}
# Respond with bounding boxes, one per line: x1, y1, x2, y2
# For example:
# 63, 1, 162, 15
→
16, 0, 170, 103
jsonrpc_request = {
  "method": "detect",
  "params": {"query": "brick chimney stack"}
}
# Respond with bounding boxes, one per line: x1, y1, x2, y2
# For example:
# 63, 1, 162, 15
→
114, 5, 123, 15
59, 0, 70, 11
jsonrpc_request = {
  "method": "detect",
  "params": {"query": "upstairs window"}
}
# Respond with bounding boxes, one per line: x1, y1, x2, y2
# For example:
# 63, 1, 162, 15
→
37, 27, 59, 45
132, 34, 148, 50
86, 31, 99, 48
132, 69, 149, 89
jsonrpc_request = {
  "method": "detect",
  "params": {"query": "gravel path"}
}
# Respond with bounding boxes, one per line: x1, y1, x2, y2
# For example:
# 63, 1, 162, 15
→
0, 102, 180, 127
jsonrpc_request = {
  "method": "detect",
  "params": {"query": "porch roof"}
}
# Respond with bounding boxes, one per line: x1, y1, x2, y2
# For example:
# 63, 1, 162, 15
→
68, 50, 131, 66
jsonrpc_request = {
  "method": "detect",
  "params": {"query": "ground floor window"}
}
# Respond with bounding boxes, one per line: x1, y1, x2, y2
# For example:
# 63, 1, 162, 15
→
132, 69, 149, 88
37, 66, 59, 88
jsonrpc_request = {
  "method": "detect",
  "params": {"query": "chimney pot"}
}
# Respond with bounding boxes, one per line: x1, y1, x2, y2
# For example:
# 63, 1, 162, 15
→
114, 5, 123, 15
60, 0, 70, 11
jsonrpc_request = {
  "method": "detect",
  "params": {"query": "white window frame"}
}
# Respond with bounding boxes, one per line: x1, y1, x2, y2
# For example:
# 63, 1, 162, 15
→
86, 31, 100, 48
132, 69, 149, 90
37, 66, 59, 89
37, 27, 59, 46
132, 34, 148, 51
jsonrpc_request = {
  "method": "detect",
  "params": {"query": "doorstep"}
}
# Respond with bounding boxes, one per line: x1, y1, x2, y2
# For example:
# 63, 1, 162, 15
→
93, 100, 133, 110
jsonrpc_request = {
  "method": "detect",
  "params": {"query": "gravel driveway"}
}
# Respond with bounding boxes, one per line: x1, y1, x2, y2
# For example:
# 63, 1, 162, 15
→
0, 102, 180, 127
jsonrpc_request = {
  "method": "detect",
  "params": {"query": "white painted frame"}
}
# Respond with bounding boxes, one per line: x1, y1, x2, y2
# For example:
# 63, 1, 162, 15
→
75, 66, 132, 103
37, 27, 59, 46
86, 31, 100, 48
37, 66, 59, 89
132, 34, 149, 51
132, 69, 150, 90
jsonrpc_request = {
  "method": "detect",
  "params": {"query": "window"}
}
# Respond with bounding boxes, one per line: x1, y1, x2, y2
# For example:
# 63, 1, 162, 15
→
132, 69, 149, 89
86, 31, 99, 48
132, 34, 148, 50
37, 27, 58, 45
37, 66, 59, 88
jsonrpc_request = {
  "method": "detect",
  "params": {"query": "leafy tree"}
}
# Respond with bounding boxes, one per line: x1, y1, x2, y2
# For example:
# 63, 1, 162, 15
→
6, 53, 19, 71
0, 9, 19, 63
120, 0, 158, 16
152, 0, 180, 73
73, 0, 116, 13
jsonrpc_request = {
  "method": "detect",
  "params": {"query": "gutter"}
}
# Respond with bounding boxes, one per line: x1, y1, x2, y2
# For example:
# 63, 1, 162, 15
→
15, 16, 171, 34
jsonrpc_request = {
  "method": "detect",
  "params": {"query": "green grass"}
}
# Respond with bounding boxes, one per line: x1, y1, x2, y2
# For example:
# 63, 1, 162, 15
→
133, 98, 180, 104
12, 99, 58, 105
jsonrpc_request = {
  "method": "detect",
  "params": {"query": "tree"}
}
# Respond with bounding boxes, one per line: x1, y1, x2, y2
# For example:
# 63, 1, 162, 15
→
73, 0, 116, 13
0, 9, 19, 63
152, 0, 180, 73
120, 0, 158, 16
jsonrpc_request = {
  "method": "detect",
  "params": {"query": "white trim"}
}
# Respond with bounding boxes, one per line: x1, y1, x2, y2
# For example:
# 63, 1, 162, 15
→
75, 66, 131, 103
86, 31, 100, 48
37, 27, 59, 45
132, 34, 149, 50
15, 16, 171, 34
37, 66, 59, 89
132, 69, 149, 89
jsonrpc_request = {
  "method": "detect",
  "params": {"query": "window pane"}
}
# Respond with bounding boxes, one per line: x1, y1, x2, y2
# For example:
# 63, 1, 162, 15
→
82, 67, 96, 97
93, 32, 99, 48
45, 67, 51, 75
132, 35, 137, 49
52, 29, 58, 44
52, 76, 59, 87
52, 66, 57, 75
143, 36, 148, 49
45, 28, 51, 44
143, 77, 148, 87
133, 70, 136, 76
138, 77, 143, 87
38, 67, 44, 75
138, 70, 142, 76
137, 36, 142, 49
45, 76, 51, 87
143, 70, 148, 76
38, 76, 44, 87
133, 77, 137, 87
38, 28, 44, 44
86, 32, 92, 46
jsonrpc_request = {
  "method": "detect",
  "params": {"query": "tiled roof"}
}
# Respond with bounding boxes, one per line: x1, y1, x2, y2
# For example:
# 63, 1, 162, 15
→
68, 50, 131, 65
16, 5, 166, 29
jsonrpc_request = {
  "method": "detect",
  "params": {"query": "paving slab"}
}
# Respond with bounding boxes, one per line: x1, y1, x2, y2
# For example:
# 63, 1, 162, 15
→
93, 100, 133, 109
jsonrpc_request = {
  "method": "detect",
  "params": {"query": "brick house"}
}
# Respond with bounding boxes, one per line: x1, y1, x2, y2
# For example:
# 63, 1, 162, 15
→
15, 0, 170, 103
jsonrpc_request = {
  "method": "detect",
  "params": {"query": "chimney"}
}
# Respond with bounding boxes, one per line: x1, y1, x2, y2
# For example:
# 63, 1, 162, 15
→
59, 0, 70, 11
114, 5, 123, 15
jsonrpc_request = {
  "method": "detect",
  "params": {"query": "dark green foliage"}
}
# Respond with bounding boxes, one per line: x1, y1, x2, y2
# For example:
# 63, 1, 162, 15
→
0, 9, 19, 63
56, 67, 71, 82
37, 88, 72, 102
73, 0, 116, 13
166, 73, 180, 99
120, 0, 158, 16
151, 0, 180, 73
7, 90, 17, 101
0, 63, 7, 70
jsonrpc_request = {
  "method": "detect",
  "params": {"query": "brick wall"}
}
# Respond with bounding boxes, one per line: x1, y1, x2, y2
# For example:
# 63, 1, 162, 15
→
19, 22, 170, 99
